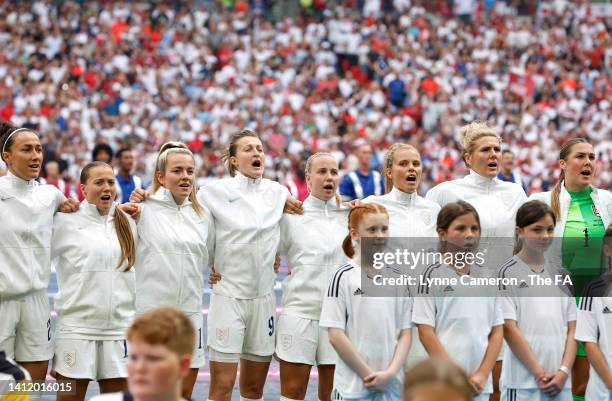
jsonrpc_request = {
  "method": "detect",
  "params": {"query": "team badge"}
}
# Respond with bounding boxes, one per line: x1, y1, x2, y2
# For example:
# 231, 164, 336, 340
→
592, 205, 601, 218
420, 211, 432, 225
216, 328, 229, 345
63, 351, 76, 368
281, 334, 292, 350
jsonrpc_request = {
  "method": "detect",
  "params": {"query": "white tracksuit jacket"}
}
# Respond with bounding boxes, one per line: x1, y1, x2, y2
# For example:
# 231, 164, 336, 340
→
135, 187, 213, 314
426, 170, 528, 267
0, 171, 63, 296
279, 195, 349, 320
51, 201, 136, 337
197, 172, 289, 299
364, 187, 440, 237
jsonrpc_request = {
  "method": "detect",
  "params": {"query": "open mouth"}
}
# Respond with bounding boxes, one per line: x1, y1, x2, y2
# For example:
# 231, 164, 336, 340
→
580, 170, 591, 177
29, 164, 40, 169
406, 175, 417, 182
101, 194, 111, 201
487, 162, 498, 168
179, 182, 191, 189
323, 184, 334, 190
252, 160, 262, 168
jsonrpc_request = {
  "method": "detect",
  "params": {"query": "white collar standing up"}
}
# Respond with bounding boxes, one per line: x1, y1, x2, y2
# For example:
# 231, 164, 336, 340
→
234, 171, 262, 191
464, 169, 496, 189
149, 186, 192, 209
80, 199, 117, 224
387, 186, 418, 206
303, 194, 340, 211
4, 170, 36, 191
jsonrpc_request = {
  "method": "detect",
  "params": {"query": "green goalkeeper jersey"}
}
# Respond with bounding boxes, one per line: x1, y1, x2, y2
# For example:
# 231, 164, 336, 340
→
562, 186, 606, 295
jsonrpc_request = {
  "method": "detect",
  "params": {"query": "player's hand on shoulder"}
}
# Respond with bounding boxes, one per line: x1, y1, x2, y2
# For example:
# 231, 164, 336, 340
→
343, 199, 362, 209
59, 198, 80, 213
119, 202, 141, 219
283, 197, 303, 215
130, 188, 149, 203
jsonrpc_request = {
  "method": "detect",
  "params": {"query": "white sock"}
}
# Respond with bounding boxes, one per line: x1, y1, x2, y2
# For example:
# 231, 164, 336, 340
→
240, 397, 263, 401
280, 397, 303, 401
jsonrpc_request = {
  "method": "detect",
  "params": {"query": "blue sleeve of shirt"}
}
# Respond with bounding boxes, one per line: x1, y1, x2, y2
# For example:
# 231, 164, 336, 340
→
380, 174, 386, 195
339, 174, 355, 199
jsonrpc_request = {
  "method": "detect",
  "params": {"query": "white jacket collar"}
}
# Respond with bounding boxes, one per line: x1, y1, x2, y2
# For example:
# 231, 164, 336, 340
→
303, 194, 340, 211
466, 169, 496, 187
6, 170, 36, 190
234, 171, 262, 190
80, 199, 116, 223
388, 186, 417, 206
150, 187, 191, 208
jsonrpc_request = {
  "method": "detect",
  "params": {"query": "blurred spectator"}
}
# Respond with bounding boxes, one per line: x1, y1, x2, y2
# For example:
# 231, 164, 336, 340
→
285, 160, 309, 201
92, 144, 114, 165
339, 139, 385, 200
497, 149, 528, 194
115, 148, 142, 204
40, 160, 71, 198
0, 0, 607, 196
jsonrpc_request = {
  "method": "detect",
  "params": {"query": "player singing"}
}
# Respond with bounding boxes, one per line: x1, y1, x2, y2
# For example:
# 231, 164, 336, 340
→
51, 162, 137, 401
131, 142, 213, 398
0, 122, 78, 399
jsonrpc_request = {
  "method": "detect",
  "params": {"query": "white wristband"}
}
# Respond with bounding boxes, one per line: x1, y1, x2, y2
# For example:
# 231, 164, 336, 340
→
559, 365, 570, 376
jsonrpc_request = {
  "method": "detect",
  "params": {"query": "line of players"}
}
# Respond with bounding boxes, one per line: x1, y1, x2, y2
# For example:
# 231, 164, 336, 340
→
1, 120, 611, 401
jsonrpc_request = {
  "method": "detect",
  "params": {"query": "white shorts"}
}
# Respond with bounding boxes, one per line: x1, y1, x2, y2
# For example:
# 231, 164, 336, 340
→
134, 310, 205, 369
501, 388, 572, 401
0, 290, 53, 362
188, 312, 206, 369
52, 338, 128, 380
275, 314, 336, 366
207, 293, 276, 356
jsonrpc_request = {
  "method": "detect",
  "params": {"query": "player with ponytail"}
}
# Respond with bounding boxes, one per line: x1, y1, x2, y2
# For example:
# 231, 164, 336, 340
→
51, 162, 137, 400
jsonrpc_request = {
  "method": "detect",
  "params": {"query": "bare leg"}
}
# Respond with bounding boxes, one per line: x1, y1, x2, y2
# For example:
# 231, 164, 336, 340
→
279, 359, 311, 400
209, 361, 238, 401
54, 374, 89, 401
317, 364, 335, 401
239, 358, 271, 399
98, 378, 127, 394
181, 368, 199, 399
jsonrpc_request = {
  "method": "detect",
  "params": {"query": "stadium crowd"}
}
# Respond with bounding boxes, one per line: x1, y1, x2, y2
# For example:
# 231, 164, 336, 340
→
0, 0, 609, 194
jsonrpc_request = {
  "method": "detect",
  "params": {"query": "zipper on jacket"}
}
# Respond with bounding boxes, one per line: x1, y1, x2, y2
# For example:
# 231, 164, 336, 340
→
176, 208, 185, 306
106, 218, 114, 325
